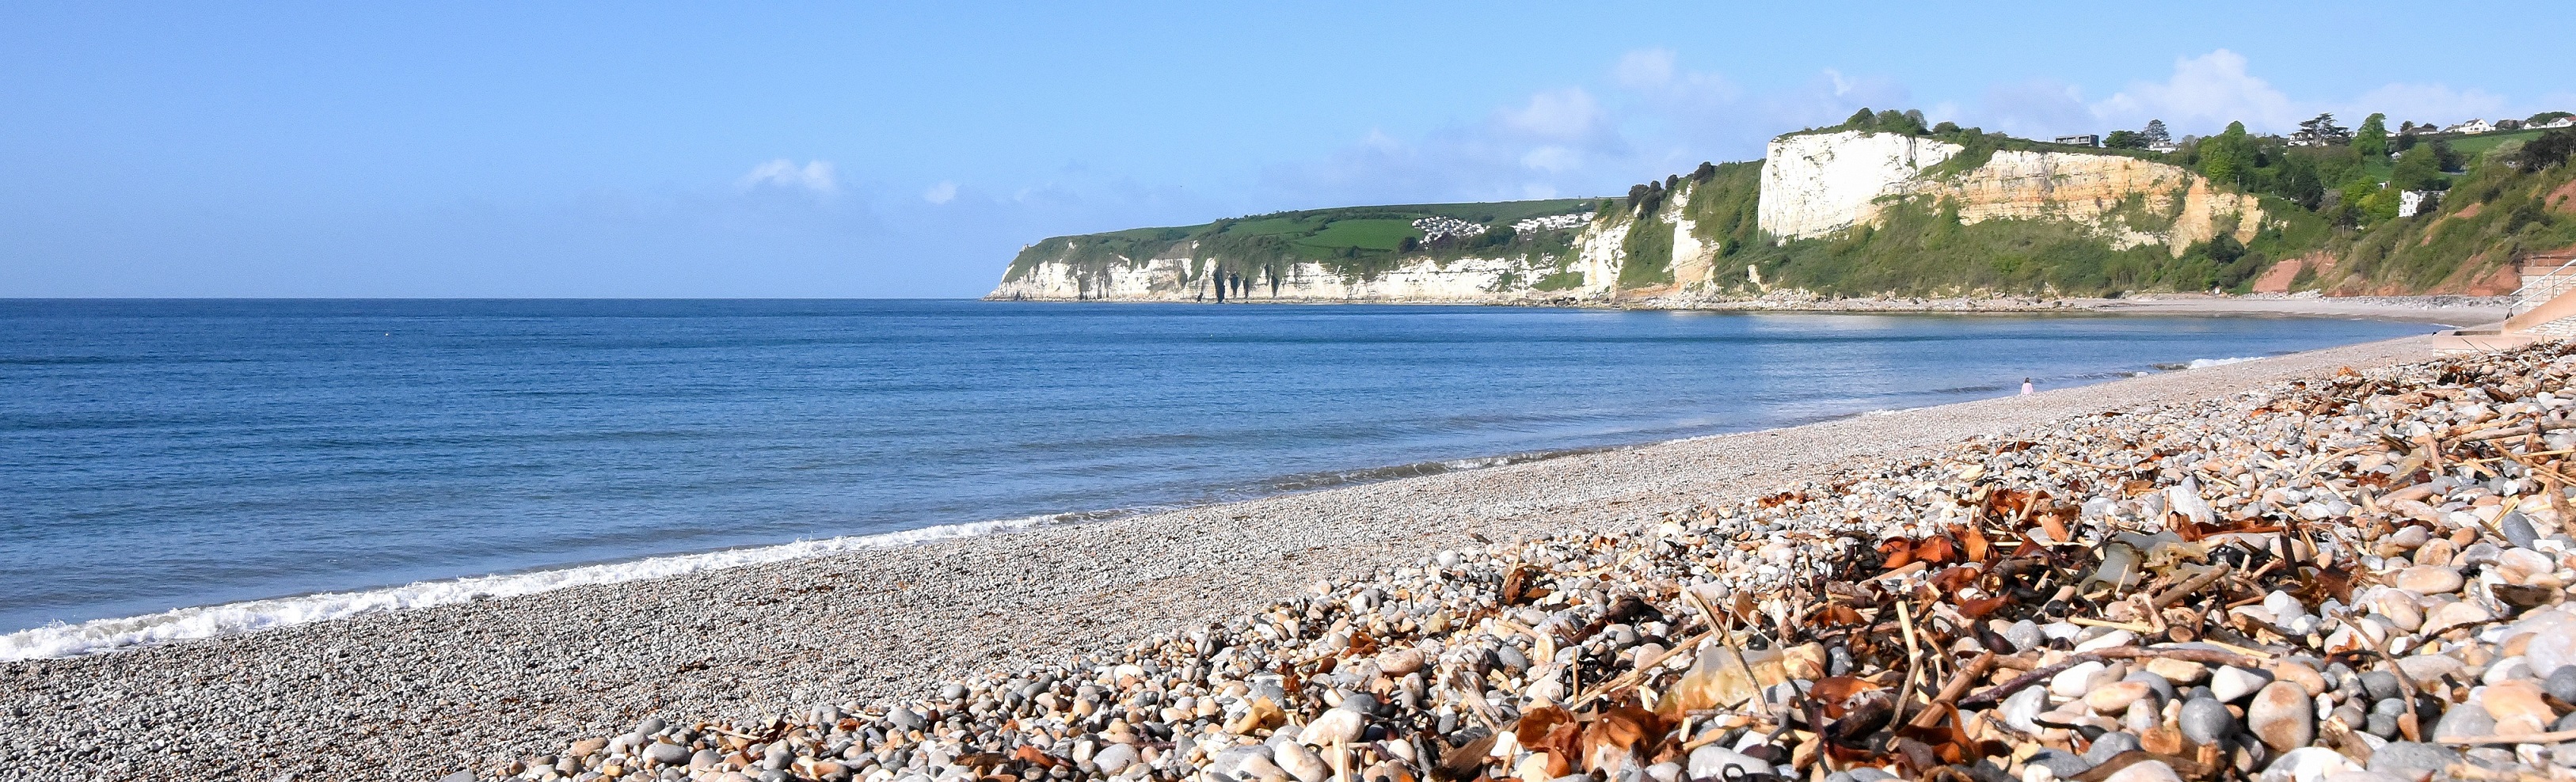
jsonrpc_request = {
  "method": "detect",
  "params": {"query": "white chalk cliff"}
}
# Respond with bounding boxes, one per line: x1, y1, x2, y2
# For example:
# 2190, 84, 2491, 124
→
990, 130, 2267, 302
1757, 131, 2262, 255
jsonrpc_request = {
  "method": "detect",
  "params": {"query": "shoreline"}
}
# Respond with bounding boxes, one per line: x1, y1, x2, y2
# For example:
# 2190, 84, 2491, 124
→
0, 316, 2436, 662
986, 294, 2507, 326
0, 332, 2464, 781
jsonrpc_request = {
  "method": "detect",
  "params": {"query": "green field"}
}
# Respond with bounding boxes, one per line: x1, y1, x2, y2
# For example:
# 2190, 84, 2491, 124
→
1293, 218, 1415, 252
2439, 128, 2549, 161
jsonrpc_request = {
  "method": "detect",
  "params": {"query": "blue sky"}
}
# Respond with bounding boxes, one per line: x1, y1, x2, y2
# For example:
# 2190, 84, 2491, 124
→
4, 2, 2568, 298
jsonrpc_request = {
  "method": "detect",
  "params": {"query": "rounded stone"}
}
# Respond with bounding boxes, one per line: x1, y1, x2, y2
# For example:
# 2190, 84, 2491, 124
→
2248, 681, 2316, 751
1687, 746, 1772, 780
2431, 703, 2496, 742
2422, 601, 2494, 635
644, 742, 691, 767
2393, 567, 2464, 594
2505, 513, 2540, 549
2084, 732, 2140, 763
2500, 548, 2556, 584
2087, 681, 2154, 715
2365, 742, 2458, 782
1095, 745, 1143, 776
2051, 661, 2112, 698
2146, 658, 2209, 685
2390, 526, 2431, 549
2477, 680, 2554, 735
2365, 712, 2399, 738
2121, 670, 2178, 702
2006, 621, 2044, 652
2548, 666, 2576, 703
1269, 742, 1324, 782
2263, 746, 2359, 782
1300, 708, 1365, 746
2102, 760, 2182, 782
2028, 749, 2091, 777
2180, 697, 2234, 746
2361, 671, 2402, 702
2213, 666, 2273, 702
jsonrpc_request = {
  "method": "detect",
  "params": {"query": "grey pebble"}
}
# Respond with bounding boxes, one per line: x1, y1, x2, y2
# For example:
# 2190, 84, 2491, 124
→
2180, 697, 2233, 746
2547, 666, 2576, 703
2006, 621, 2043, 652
888, 707, 927, 731
2367, 712, 2400, 739
2029, 749, 2092, 777
2433, 704, 2496, 742
2361, 671, 2401, 703
2504, 511, 2538, 549
2085, 732, 2140, 764
2369, 742, 2459, 781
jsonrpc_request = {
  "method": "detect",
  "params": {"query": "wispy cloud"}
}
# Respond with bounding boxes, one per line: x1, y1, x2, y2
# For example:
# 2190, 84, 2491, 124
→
1256, 52, 1917, 206
1973, 49, 2537, 138
922, 181, 958, 204
2089, 50, 2299, 134
737, 159, 839, 195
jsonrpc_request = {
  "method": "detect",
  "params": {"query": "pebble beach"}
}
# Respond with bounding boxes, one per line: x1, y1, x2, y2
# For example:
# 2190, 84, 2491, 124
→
2, 332, 2524, 782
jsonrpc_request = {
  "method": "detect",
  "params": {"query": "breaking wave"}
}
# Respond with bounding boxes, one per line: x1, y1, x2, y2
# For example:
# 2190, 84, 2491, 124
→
0, 511, 1103, 661
2152, 356, 2268, 370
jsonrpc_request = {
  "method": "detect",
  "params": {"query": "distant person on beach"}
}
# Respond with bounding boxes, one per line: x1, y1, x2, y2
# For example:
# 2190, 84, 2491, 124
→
2022, 378, 2034, 395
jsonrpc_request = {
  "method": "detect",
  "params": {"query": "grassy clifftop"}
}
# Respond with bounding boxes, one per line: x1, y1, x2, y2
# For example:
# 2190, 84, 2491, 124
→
1004, 199, 1600, 285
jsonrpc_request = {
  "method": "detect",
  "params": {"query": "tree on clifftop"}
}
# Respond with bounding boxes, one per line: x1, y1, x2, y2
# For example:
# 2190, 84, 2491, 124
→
2355, 113, 2390, 158
2105, 130, 2148, 149
2298, 113, 2351, 146
2513, 130, 2574, 171
2197, 122, 2256, 187
2144, 120, 2171, 147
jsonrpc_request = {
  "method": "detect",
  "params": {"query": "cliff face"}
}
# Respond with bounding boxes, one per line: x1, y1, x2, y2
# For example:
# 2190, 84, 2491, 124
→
1758, 132, 1958, 240
990, 130, 2282, 302
1758, 131, 2262, 256
987, 248, 1594, 303
991, 211, 1665, 304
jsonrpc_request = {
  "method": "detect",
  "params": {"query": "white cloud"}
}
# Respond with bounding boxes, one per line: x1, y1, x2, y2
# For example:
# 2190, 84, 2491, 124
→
923, 181, 958, 204
2091, 50, 2298, 134
1252, 47, 2552, 214
1520, 146, 1582, 173
1501, 89, 1608, 141
1259, 53, 1908, 206
1973, 80, 2095, 139
738, 159, 838, 195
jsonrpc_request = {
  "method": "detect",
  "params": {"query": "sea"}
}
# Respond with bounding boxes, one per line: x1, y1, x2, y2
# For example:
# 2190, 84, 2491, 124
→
0, 299, 2433, 658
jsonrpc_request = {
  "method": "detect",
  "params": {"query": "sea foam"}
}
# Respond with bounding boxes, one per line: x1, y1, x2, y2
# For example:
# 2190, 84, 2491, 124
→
0, 512, 1080, 661
2184, 356, 2264, 369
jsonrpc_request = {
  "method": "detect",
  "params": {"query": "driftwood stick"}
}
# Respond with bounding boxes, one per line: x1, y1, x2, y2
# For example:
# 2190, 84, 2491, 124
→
1910, 651, 1997, 730
1956, 647, 2262, 709
2437, 728, 2576, 746
2149, 564, 2234, 609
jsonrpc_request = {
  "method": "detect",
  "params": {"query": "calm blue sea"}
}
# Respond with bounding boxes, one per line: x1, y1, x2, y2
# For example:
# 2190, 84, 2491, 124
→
0, 299, 2429, 651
